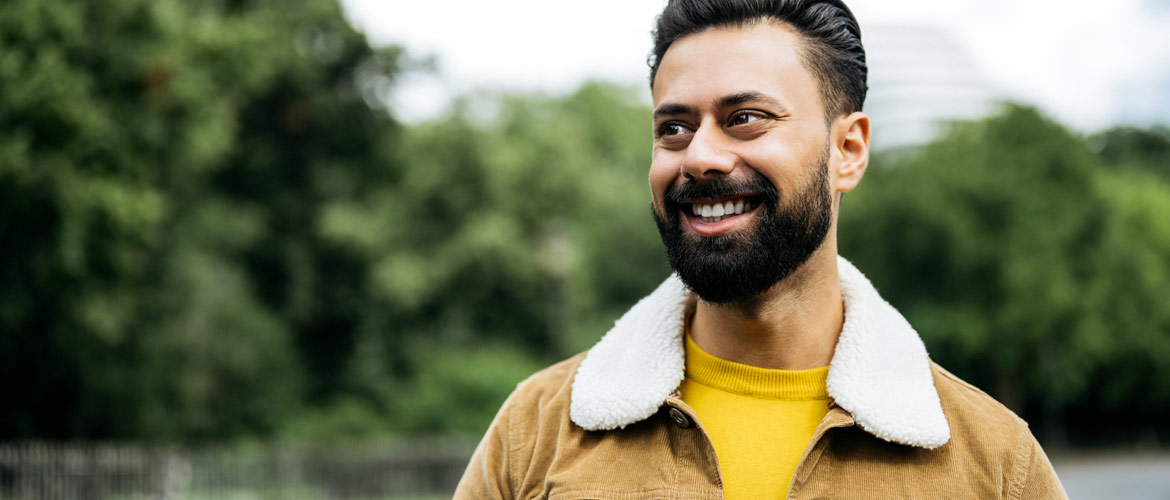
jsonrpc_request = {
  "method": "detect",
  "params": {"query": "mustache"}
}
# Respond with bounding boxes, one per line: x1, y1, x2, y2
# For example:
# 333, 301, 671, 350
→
664, 172, 780, 207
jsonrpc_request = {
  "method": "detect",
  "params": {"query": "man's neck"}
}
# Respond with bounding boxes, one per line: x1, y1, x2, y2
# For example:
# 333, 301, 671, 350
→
688, 245, 843, 370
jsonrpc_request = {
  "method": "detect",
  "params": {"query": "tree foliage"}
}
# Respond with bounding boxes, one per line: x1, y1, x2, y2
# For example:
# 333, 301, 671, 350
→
840, 105, 1170, 442
327, 84, 667, 434
0, 0, 666, 439
3, 0, 1168, 445
0, 0, 404, 440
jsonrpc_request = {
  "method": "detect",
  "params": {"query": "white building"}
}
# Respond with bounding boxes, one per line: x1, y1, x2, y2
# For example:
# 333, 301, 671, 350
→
863, 25, 1004, 152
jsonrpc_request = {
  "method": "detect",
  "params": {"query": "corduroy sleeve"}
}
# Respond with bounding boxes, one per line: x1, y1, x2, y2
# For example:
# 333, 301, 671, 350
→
453, 392, 517, 500
1013, 436, 1068, 500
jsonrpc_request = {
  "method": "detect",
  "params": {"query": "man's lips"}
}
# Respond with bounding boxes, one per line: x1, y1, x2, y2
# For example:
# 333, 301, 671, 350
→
679, 195, 761, 237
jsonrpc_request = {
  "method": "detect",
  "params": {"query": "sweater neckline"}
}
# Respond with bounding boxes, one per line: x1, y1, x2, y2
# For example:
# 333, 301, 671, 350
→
684, 333, 830, 401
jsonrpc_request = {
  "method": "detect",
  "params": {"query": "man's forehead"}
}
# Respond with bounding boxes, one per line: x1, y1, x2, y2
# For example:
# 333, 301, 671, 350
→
650, 22, 818, 111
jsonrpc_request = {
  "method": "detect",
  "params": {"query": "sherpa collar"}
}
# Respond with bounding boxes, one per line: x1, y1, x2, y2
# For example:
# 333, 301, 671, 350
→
569, 255, 951, 449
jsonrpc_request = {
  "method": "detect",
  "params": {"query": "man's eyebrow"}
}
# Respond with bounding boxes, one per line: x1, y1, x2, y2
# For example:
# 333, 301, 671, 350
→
654, 92, 785, 120
718, 91, 782, 109
652, 103, 694, 121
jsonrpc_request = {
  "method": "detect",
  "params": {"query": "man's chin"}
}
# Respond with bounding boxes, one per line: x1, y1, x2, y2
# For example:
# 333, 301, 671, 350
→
672, 252, 779, 303
658, 223, 778, 303
653, 204, 829, 304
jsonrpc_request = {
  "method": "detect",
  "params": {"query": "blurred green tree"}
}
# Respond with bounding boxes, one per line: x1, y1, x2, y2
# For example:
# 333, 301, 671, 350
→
1091, 124, 1170, 178
0, 0, 404, 440
840, 105, 1170, 444
319, 83, 669, 433
4, 0, 1166, 444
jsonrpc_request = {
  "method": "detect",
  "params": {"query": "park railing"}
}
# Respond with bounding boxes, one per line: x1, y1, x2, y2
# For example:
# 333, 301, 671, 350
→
0, 438, 478, 500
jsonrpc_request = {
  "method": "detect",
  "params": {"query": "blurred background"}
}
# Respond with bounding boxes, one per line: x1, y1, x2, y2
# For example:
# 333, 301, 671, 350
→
1, 0, 1168, 498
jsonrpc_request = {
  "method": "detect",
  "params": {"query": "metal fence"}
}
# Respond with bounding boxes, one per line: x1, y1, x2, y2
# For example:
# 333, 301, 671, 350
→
0, 438, 478, 500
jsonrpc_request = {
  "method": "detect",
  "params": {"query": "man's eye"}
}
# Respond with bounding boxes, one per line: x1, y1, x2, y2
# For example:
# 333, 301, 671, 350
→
658, 123, 690, 137
729, 112, 764, 126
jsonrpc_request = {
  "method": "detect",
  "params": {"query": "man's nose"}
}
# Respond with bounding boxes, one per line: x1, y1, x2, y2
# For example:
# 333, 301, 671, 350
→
682, 123, 737, 180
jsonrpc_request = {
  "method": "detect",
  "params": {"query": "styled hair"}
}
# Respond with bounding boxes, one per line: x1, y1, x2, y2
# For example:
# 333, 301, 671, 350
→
649, 0, 867, 120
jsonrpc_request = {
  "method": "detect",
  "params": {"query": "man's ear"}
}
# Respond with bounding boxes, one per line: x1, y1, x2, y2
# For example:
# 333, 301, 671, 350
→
832, 111, 870, 194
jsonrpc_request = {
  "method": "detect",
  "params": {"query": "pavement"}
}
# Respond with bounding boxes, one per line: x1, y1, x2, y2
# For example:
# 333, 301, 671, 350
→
1053, 452, 1170, 500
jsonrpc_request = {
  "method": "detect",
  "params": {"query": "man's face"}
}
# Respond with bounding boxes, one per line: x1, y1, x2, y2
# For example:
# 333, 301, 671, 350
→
649, 22, 836, 303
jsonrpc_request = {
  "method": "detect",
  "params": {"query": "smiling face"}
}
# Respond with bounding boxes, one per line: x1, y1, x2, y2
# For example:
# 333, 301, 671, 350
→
649, 21, 848, 303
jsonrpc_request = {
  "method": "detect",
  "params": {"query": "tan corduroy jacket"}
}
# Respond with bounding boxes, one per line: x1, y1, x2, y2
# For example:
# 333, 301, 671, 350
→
455, 257, 1067, 499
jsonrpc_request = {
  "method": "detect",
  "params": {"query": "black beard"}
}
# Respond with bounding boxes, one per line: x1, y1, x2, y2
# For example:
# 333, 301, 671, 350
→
652, 151, 833, 304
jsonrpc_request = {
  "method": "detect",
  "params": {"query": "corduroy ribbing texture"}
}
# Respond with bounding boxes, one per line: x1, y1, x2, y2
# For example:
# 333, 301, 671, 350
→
455, 354, 1068, 499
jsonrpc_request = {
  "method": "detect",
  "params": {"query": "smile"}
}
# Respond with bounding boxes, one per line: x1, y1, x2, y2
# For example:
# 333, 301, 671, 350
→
688, 197, 756, 223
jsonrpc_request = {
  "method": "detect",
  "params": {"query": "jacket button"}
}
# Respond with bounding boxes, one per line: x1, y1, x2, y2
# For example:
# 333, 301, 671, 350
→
668, 407, 691, 429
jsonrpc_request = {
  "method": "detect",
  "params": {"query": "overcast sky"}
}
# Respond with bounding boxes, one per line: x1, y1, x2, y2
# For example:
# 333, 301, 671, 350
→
341, 0, 1170, 132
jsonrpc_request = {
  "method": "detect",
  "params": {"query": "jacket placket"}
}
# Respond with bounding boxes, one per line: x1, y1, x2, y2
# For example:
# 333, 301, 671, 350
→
662, 394, 857, 500
663, 394, 725, 499
787, 404, 855, 499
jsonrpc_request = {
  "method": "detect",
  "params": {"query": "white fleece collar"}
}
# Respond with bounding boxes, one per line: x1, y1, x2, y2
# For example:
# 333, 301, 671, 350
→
569, 255, 950, 449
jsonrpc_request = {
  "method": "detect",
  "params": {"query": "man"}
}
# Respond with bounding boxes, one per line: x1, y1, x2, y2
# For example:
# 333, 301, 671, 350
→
456, 0, 1067, 498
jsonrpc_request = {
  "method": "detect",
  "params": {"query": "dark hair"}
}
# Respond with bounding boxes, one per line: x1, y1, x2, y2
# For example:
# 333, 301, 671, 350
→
649, 0, 867, 120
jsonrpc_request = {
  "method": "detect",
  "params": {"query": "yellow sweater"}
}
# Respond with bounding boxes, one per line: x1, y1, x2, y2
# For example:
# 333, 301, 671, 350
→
679, 334, 831, 499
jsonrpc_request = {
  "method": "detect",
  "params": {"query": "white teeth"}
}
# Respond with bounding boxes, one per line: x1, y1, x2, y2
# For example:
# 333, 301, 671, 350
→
691, 198, 756, 220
